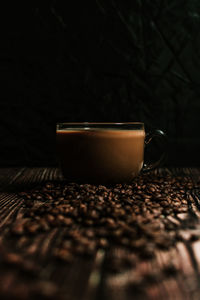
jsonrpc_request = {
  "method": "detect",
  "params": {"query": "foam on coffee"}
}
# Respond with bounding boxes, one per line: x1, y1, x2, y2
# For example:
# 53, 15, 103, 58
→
56, 129, 145, 183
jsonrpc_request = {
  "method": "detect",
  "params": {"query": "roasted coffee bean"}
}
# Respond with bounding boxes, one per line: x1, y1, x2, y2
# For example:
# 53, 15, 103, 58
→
98, 238, 109, 248
26, 223, 40, 234
11, 220, 28, 235
4, 253, 23, 265
106, 218, 117, 229
39, 219, 50, 231
130, 238, 146, 250
54, 248, 74, 262
62, 217, 73, 226
46, 214, 55, 223
112, 229, 123, 238
89, 210, 99, 219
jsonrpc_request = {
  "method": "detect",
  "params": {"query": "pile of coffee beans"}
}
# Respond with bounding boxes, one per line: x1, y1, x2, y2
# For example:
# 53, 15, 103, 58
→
10, 173, 197, 262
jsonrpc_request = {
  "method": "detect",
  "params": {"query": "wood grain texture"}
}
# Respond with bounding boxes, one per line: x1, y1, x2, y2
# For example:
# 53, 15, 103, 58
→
0, 168, 200, 299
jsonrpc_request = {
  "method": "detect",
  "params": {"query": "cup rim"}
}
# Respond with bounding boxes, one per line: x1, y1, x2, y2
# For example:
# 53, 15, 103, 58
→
56, 122, 144, 126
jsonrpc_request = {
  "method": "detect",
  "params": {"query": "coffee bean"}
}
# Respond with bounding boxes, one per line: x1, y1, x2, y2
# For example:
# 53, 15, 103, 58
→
11, 220, 28, 235
57, 214, 65, 222
26, 222, 40, 234
98, 238, 109, 248
160, 200, 170, 207
130, 238, 146, 250
149, 186, 156, 193
4, 253, 23, 265
54, 248, 73, 262
62, 217, 72, 226
46, 214, 55, 223
106, 218, 117, 229
39, 219, 50, 231
90, 210, 99, 219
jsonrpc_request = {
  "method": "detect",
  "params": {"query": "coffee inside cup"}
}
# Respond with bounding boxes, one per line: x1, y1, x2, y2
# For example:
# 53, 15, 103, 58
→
56, 128, 145, 183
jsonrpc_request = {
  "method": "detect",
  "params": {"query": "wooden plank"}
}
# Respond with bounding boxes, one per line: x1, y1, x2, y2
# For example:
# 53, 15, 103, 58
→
0, 168, 98, 300
0, 168, 24, 190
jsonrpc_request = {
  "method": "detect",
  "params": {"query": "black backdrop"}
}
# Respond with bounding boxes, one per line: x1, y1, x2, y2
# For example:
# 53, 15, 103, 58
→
2, 1, 200, 166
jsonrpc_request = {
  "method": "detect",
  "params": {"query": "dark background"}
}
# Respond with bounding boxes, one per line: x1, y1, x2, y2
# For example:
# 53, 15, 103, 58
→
2, 1, 200, 167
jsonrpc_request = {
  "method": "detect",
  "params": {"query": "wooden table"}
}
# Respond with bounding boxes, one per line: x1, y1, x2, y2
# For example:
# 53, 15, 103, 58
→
0, 167, 200, 300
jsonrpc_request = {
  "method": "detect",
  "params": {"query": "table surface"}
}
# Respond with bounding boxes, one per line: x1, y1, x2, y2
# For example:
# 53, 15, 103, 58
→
1, 167, 200, 300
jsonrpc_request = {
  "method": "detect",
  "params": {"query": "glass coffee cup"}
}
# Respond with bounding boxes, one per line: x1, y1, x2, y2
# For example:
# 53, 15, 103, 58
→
56, 122, 166, 183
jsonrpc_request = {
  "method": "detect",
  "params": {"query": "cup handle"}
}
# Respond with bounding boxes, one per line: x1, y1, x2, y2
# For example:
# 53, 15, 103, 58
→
142, 129, 167, 173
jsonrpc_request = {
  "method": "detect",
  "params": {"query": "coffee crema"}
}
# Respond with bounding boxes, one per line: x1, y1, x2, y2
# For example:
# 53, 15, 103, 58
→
56, 129, 145, 183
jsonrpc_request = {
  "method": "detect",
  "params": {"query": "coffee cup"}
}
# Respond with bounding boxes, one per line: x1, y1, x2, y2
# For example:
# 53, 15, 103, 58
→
56, 122, 166, 183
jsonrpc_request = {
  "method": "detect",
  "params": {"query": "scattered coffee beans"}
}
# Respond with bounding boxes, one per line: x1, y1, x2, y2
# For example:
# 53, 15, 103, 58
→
10, 173, 197, 262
